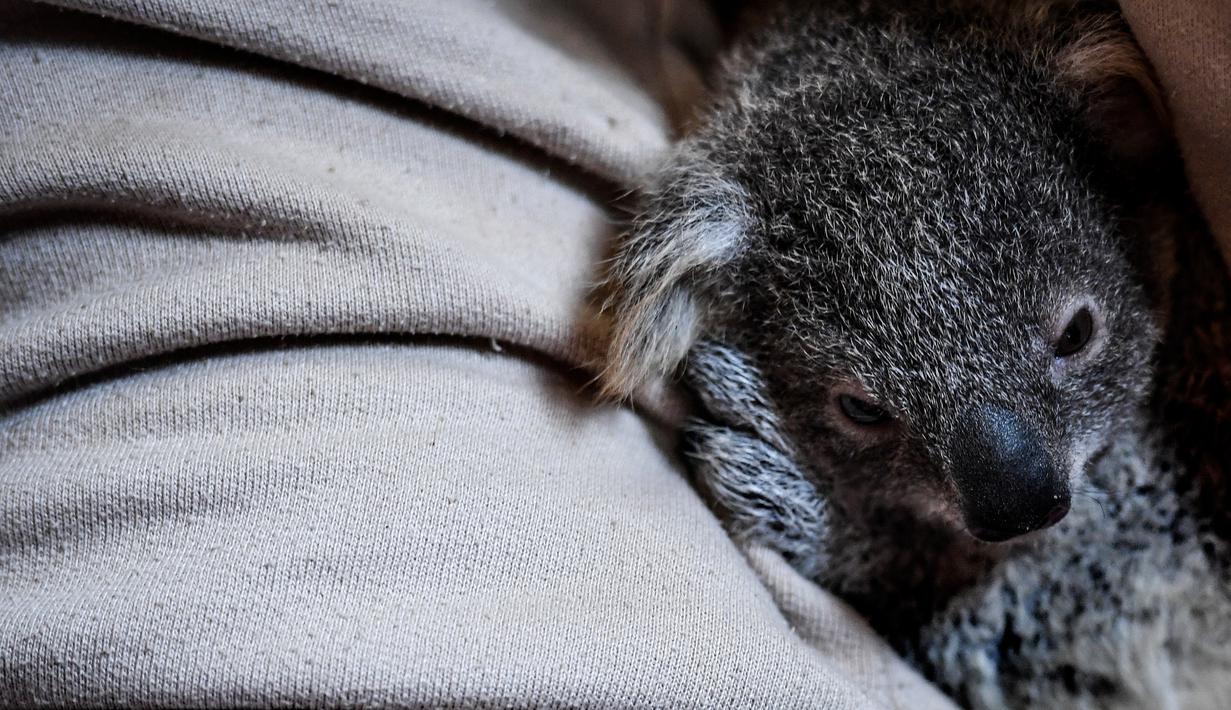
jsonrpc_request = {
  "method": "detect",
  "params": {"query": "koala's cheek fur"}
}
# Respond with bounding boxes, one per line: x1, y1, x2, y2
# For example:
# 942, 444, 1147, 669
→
764, 397, 968, 530
1052, 299, 1160, 485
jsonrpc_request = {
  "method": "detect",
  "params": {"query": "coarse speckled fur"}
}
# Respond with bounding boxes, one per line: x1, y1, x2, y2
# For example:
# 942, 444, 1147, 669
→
603, 0, 1231, 708
683, 339, 1231, 709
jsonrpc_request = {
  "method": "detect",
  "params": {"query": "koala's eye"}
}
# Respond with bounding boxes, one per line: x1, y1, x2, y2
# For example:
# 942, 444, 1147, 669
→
838, 394, 889, 425
1055, 307, 1095, 357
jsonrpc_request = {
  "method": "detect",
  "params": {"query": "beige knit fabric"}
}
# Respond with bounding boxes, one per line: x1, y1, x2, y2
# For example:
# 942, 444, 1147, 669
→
0, 1, 956, 708
1120, 0, 1231, 268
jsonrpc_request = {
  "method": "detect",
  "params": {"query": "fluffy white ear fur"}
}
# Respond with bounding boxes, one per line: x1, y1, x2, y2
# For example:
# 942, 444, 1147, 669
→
602, 156, 750, 398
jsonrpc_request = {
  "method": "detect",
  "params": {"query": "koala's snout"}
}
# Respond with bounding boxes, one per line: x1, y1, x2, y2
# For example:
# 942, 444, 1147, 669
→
950, 405, 1071, 543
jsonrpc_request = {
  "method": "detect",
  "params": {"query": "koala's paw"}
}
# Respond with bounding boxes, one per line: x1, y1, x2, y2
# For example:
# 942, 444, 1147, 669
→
683, 341, 830, 580
684, 340, 791, 451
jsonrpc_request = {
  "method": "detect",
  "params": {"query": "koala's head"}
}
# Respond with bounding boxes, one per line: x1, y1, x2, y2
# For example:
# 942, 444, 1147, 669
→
605, 2, 1177, 542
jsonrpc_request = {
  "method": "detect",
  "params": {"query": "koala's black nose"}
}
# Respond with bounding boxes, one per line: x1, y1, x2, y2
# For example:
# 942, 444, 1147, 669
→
950, 405, 1070, 543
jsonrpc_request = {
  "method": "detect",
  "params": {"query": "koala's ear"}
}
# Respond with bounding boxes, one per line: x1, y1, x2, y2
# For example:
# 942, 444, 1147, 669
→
1052, 13, 1171, 168
601, 160, 750, 399
1049, 11, 1182, 313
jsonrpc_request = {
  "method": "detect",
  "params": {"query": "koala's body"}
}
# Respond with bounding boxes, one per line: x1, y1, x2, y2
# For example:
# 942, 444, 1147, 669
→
604, 1, 1231, 708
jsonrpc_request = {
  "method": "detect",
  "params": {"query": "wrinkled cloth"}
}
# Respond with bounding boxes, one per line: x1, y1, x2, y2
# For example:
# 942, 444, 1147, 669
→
0, 1, 956, 708
1121, 0, 1231, 268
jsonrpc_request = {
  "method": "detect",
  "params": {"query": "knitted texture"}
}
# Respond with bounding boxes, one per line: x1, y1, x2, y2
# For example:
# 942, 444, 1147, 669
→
1121, 0, 1231, 269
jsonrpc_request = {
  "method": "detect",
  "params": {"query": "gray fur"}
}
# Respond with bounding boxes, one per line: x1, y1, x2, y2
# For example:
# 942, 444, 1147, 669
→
606, 1, 1231, 708
683, 342, 830, 580
684, 341, 1231, 709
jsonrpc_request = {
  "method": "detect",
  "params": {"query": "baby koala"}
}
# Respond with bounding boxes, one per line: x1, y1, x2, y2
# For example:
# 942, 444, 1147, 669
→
604, 0, 1231, 708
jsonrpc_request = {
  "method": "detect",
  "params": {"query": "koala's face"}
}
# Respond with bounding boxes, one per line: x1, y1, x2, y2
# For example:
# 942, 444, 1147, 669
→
604, 5, 1171, 543
717, 29, 1163, 542
741, 188, 1158, 541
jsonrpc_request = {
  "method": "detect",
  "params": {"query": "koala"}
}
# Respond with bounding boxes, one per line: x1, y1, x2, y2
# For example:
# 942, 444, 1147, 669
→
603, 0, 1231, 708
